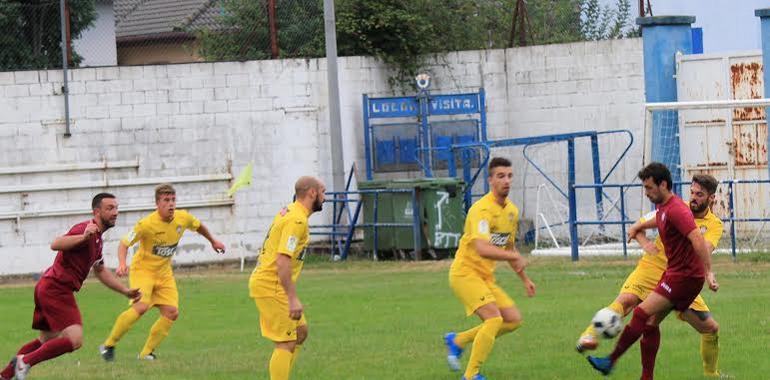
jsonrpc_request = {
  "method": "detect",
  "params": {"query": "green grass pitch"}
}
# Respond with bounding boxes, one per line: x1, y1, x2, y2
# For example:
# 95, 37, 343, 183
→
1, 255, 768, 379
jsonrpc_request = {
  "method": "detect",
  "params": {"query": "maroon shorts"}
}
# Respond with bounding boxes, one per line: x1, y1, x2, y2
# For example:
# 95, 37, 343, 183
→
653, 273, 705, 312
32, 278, 82, 332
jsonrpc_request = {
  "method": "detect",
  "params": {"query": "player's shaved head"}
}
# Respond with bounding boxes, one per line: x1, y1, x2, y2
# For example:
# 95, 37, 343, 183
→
295, 176, 322, 198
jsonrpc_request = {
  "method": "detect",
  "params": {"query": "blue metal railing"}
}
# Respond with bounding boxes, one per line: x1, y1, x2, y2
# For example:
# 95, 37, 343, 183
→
310, 188, 420, 260
571, 179, 770, 261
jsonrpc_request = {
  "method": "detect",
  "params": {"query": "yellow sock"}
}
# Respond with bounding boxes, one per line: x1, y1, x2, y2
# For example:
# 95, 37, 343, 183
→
290, 345, 301, 371
497, 321, 521, 337
104, 308, 141, 347
701, 332, 719, 376
139, 316, 174, 357
454, 325, 482, 348
455, 321, 521, 349
463, 316, 502, 379
581, 324, 597, 339
607, 300, 626, 316
269, 348, 293, 380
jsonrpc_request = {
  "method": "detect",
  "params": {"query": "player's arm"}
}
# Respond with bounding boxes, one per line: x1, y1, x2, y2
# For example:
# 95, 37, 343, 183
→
195, 223, 226, 254
116, 223, 143, 277
93, 261, 142, 302
506, 246, 536, 297
276, 253, 302, 320
626, 217, 657, 242
50, 221, 99, 251
116, 241, 130, 277
474, 239, 522, 263
633, 231, 658, 255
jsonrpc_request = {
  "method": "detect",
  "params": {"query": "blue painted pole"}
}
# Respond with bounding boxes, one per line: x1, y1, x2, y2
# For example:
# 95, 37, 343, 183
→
755, 9, 770, 181
637, 16, 695, 193
728, 181, 736, 260
590, 134, 604, 230
363, 95, 373, 180
568, 139, 579, 261
619, 185, 627, 259
373, 192, 379, 260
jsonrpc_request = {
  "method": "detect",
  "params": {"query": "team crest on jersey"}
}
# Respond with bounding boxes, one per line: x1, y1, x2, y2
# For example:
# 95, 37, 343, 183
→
508, 213, 514, 222
700, 226, 707, 234
489, 233, 509, 247
478, 219, 490, 235
661, 212, 666, 222
280, 207, 289, 216
286, 235, 298, 252
176, 226, 182, 234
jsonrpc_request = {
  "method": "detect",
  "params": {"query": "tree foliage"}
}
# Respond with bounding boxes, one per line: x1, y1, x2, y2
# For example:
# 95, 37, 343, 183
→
0, 0, 96, 71
198, 0, 637, 89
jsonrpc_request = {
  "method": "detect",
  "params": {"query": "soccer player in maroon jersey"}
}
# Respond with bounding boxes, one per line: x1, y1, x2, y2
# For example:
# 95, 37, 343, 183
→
0, 193, 141, 380
587, 163, 719, 379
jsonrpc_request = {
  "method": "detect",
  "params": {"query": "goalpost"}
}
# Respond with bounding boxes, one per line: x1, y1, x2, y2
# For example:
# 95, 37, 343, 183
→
533, 99, 770, 258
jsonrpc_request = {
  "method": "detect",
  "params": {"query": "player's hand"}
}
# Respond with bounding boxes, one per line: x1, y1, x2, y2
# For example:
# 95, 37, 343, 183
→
116, 263, 129, 277
641, 241, 658, 255
523, 279, 536, 297
125, 288, 142, 303
626, 224, 640, 243
707, 271, 719, 292
211, 240, 226, 254
84, 221, 100, 238
288, 296, 303, 320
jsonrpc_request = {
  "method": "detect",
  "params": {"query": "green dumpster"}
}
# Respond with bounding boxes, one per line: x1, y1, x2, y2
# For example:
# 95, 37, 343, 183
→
360, 178, 466, 258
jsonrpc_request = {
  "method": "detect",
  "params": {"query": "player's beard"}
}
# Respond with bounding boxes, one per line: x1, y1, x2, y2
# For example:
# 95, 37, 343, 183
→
690, 200, 708, 213
312, 195, 323, 212
100, 215, 116, 230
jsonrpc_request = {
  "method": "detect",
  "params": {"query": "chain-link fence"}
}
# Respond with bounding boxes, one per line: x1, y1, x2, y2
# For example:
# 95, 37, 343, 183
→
0, 0, 642, 71
0, 0, 73, 71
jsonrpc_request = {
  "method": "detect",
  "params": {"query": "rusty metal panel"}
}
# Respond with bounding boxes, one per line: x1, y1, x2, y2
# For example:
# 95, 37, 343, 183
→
676, 52, 768, 235
730, 59, 765, 121
733, 122, 768, 166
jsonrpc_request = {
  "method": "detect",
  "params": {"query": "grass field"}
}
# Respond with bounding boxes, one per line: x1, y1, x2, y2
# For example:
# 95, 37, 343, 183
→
1, 255, 769, 379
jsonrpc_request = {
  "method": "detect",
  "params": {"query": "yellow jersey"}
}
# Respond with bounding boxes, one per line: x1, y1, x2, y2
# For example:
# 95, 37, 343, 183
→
249, 201, 310, 298
637, 207, 723, 272
122, 210, 201, 275
450, 192, 519, 279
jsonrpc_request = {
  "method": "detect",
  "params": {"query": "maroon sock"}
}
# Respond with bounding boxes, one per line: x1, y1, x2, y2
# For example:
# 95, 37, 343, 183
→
1, 339, 42, 378
609, 307, 650, 363
640, 324, 661, 380
22, 337, 75, 367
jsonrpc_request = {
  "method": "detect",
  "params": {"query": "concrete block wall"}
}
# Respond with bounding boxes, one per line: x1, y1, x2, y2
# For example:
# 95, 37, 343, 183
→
0, 38, 645, 274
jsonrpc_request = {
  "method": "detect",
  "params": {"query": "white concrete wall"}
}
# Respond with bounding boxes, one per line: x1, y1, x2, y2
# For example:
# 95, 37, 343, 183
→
0, 38, 645, 274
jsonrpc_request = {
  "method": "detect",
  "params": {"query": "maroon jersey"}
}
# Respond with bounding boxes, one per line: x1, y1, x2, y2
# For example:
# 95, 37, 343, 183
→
42, 220, 104, 291
656, 195, 704, 278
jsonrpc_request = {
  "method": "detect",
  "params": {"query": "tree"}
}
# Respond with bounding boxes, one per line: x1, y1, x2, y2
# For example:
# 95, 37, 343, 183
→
196, 0, 325, 62
0, 0, 96, 71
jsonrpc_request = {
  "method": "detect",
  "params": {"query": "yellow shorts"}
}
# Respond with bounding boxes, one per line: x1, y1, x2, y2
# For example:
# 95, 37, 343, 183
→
449, 272, 515, 316
620, 265, 710, 318
253, 296, 308, 342
129, 270, 178, 308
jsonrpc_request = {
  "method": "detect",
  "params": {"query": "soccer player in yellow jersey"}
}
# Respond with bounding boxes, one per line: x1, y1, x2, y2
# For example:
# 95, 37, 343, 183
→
444, 157, 536, 380
576, 174, 724, 377
99, 183, 226, 361
249, 176, 325, 380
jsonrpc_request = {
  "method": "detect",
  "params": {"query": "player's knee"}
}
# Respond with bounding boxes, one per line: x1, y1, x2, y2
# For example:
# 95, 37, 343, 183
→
67, 335, 83, 350
296, 326, 308, 345
133, 303, 150, 315
163, 308, 179, 321
705, 319, 719, 334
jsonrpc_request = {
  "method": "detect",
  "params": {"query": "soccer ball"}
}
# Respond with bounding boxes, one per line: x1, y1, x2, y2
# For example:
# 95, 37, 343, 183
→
592, 308, 623, 339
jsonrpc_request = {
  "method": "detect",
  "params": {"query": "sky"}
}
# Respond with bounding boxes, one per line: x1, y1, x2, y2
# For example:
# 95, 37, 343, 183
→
612, 0, 769, 53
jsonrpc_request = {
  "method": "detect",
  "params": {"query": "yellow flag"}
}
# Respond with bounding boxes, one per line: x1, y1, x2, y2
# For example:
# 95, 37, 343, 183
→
227, 162, 253, 197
